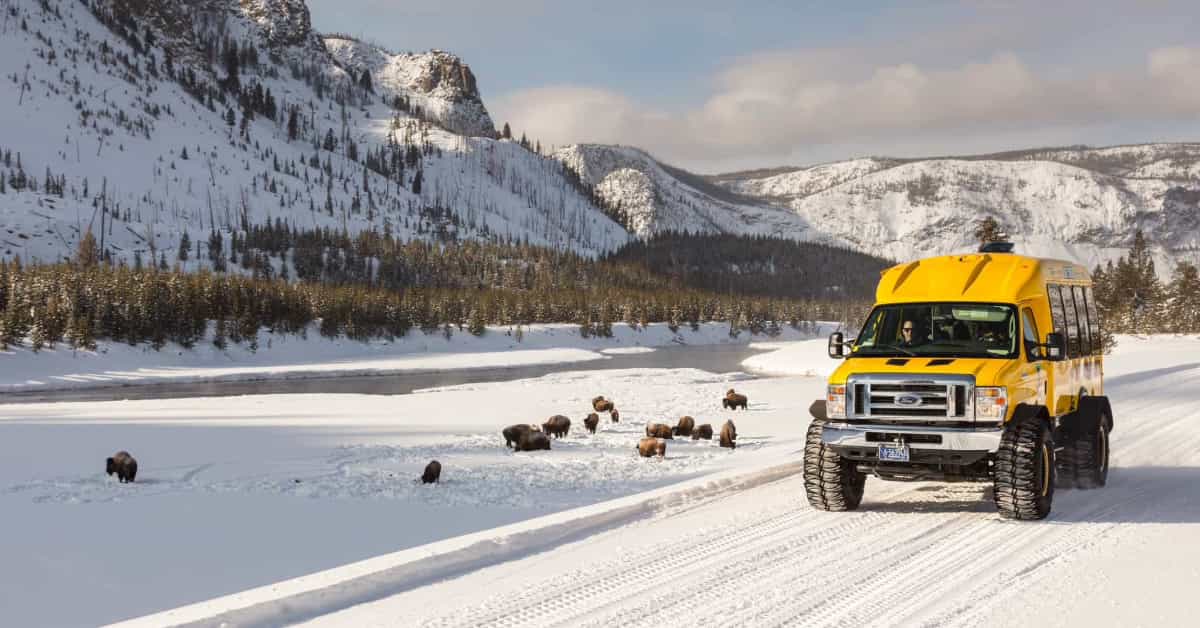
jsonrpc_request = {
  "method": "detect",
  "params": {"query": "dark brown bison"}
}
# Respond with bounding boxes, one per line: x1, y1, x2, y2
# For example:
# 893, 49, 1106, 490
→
672, 415, 695, 437
106, 451, 138, 483
723, 389, 749, 410
610, 408, 620, 423
584, 413, 600, 434
542, 415, 571, 438
502, 424, 539, 448
637, 437, 666, 458
421, 460, 442, 484
719, 420, 737, 449
592, 396, 615, 413
515, 431, 551, 451
645, 423, 674, 439
692, 423, 714, 440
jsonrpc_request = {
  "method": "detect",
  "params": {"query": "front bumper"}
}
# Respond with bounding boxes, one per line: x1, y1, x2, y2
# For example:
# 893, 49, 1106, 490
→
820, 422, 1004, 453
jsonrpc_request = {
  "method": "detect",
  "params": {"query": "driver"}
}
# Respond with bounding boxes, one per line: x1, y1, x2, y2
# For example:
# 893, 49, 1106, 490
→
977, 322, 1010, 347
899, 320, 924, 347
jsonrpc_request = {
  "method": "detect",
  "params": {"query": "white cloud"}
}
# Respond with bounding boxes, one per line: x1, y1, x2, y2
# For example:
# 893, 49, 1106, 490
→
490, 46, 1200, 170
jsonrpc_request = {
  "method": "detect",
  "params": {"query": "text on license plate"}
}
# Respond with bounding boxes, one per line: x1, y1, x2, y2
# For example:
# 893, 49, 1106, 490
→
878, 443, 910, 462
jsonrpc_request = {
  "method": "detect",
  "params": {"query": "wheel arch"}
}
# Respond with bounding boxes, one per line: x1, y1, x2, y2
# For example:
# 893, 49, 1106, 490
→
1010, 402, 1051, 430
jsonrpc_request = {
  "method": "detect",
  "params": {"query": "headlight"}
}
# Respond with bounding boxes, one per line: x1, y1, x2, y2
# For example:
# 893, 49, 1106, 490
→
827, 385, 847, 419
975, 386, 1008, 421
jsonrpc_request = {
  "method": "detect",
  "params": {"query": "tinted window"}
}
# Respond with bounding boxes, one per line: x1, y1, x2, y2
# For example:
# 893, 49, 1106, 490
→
1085, 286, 1101, 353
1022, 308, 1040, 361
1048, 284, 1067, 339
1072, 285, 1092, 356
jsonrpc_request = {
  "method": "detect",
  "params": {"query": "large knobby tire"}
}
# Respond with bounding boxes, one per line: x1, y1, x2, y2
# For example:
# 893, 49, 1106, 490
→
994, 417, 1056, 520
804, 420, 866, 511
1057, 414, 1110, 490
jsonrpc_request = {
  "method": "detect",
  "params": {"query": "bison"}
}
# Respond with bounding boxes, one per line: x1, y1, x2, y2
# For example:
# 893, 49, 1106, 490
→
421, 460, 442, 484
719, 420, 737, 449
672, 415, 696, 437
592, 396, 615, 413
542, 415, 572, 438
105, 451, 138, 483
723, 389, 749, 411
692, 423, 714, 440
637, 437, 666, 458
645, 423, 674, 439
610, 408, 620, 423
515, 431, 551, 451
502, 424, 539, 448
584, 412, 600, 434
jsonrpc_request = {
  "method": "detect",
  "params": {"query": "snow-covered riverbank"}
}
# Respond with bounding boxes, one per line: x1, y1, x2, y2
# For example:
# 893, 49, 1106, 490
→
0, 322, 817, 394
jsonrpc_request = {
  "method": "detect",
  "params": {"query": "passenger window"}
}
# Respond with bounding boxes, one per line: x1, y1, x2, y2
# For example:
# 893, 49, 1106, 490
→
1072, 286, 1092, 356
1022, 308, 1040, 361
1085, 286, 1101, 353
1062, 286, 1080, 358
1048, 284, 1067, 341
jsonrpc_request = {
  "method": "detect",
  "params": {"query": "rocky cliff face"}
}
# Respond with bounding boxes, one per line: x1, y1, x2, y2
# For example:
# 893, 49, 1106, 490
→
323, 40, 495, 137
236, 0, 313, 47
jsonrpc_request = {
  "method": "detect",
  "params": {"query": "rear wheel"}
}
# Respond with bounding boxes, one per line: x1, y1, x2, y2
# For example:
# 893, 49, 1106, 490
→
994, 416, 1055, 520
804, 420, 866, 511
1057, 413, 1110, 489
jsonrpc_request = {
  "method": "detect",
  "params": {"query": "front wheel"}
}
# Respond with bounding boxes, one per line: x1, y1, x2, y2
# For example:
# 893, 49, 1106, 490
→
803, 420, 866, 511
994, 416, 1055, 520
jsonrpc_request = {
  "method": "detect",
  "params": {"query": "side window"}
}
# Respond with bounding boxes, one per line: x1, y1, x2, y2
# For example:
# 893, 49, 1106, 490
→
1022, 308, 1040, 361
1048, 283, 1067, 339
1085, 286, 1102, 353
1072, 285, 1092, 356
1062, 286, 1080, 358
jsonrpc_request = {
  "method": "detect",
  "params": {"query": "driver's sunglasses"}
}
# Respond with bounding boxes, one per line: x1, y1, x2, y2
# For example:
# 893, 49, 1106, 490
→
902, 327, 913, 332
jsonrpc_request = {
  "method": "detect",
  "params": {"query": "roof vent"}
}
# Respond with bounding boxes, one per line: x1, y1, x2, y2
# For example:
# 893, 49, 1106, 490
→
978, 241, 1015, 253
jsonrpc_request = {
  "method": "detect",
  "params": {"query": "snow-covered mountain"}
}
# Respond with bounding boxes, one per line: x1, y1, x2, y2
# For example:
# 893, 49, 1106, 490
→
0, 0, 627, 270
711, 145, 1200, 274
554, 144, 814, 238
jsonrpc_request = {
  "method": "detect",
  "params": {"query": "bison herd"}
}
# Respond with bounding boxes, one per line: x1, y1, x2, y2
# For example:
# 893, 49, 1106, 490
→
500, 389, 747, 460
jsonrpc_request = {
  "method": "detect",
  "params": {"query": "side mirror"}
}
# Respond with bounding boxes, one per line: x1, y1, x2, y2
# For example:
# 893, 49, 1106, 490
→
828, 332, 845, 359
1044, 332, 1066, 361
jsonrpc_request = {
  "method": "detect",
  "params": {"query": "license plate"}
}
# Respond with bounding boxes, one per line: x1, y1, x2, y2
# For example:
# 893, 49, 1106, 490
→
878, 443, 910, 462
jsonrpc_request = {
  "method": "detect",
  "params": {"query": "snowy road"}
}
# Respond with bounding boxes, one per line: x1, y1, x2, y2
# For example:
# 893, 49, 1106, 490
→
296, 352, 1200, 627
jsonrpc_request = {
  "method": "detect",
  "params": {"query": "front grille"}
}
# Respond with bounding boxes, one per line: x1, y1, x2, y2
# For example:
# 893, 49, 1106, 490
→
847, 375, 973, 421
865, 432, 943, 444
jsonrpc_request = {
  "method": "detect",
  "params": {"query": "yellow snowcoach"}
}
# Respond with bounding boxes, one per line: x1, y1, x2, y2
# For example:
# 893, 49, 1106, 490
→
806, 242, 1111, 520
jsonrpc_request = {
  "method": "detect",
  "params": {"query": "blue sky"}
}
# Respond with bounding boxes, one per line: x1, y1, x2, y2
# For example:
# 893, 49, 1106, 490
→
309, 1, 1200, 172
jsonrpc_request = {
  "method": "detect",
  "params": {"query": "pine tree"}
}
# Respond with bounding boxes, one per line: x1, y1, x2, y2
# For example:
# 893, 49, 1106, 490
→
468, 308, 486, 336
501, 122, 511, 139
287, 107, 299, 141
76, 228, 99, 268
178, 231, 191, 261
1168, 261, 1200, 333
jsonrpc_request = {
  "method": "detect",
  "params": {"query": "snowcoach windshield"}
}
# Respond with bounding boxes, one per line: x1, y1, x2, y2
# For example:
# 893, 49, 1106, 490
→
852, 303, 1019, 359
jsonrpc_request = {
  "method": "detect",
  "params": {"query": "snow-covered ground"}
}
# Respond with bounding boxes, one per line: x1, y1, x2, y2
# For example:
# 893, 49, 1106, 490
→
0, 322, 805, 394
1, 357, 797, 626
4, 334, 1198, 627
